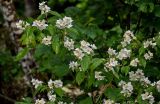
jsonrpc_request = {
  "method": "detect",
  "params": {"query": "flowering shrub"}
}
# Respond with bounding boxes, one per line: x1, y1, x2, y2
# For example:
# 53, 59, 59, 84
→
15, 1, 160, 104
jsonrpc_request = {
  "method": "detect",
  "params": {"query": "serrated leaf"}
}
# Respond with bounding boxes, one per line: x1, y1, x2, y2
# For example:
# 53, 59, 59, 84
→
76, 71, 85, 85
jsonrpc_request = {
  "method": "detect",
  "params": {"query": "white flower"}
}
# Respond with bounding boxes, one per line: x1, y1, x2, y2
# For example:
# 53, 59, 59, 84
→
103, 99, 114, 104
64, 37, 74, 50
32, 20, 48, 30
73, 48, 84, 60
107, 48, 117, 56
130, 58, 139, 67
140, 77, 151, 87
104, 58, 118, 71
35, 98, 45, 104
48, 79, 54, 89
144, 51, 153, 60
95, 71, 105, 80
80, 40, 96, 54
129, 69, 144, 81
143, 40, 156, 48
56, 16, 73, 29
16, 20, 29, 30
121, 30, 136, 47
119, 81, 133, 97
31, 78, 43, 89
69, 61, 79, 71
42, 36, 52, 45
39, 1, 51, 14
47, 91, 56, 102
53, 80, 63, 88
117, 48, 131, 60
141, 92, 154, 104
129, 69, 152, 87
156, 80, 160, 92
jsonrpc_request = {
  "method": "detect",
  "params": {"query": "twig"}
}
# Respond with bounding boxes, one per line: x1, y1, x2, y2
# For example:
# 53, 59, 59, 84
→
0, 93, 16, 103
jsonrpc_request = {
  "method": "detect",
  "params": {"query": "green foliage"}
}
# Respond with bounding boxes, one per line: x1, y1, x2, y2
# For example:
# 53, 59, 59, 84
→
1, 0, 160, 103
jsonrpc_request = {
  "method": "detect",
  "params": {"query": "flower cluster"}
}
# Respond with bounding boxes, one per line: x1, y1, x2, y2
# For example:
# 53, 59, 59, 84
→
141, 92, 155, 104
95, 71, 105, 80
39, 1, 51, 14
156, 80, 160, 92
143, 39, 156, 48
130, 58, 139, 67
31, 78, 43, 89
16, 20, 29, 30
118, 81, 133, 97
121, 30, 136, 47
32, 20, 48, 30
144, 51, 153, 60
42, 36, 52, 45
107, 48, 117, 56
35, 98, 46, 104
47, 91, 56, 102
103, 99, 114, 104
129, 69, 151, 87
117, 48, 131, 60
69, 61, 79, 71
104, 58, 118, 71
73, 40, 97, 60
56, 16, 73, 29
48, 79, 63, 89
64, 37, 75, 50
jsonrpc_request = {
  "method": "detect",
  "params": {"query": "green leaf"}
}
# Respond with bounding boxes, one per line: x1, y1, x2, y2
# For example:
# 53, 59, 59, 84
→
53, 65, 69, 77
140, 58, 146, 68
76, 71, 85, 85
33, 85, 47, 97
87, 73, 95, 88
79, 97, 93, 104
121, 66, 130, 76
90, 58, 104, 71
47, 25, 56, 36
52, 35, 60, 54
104, 88, 122, 101
55, 88, 64, 97
15, 48, 29, 61
49, 11, 61, 17
21, 27, 36, 46
80, 56, 91, 71
139, 46, 145, 56
112, 70, 119, 79
154, 5, 160, 17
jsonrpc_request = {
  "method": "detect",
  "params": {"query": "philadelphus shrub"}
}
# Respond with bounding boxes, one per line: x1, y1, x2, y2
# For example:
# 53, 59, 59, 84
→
16, 1, 160, 104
